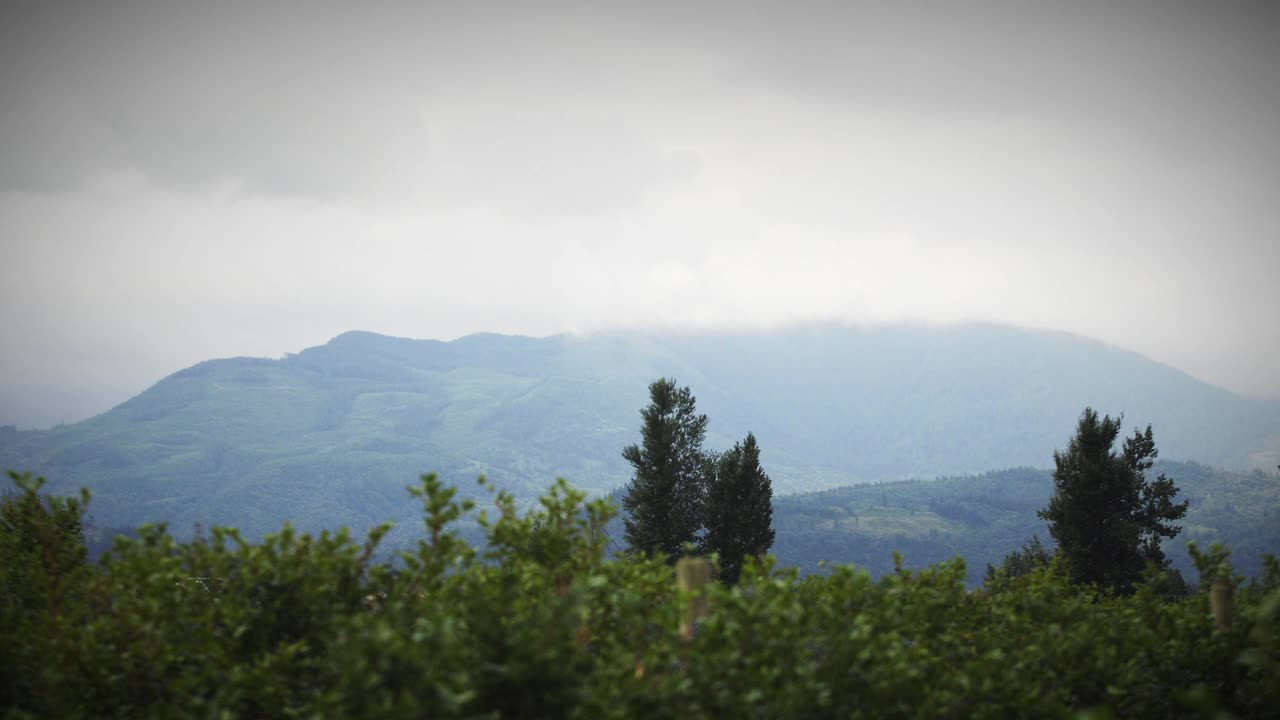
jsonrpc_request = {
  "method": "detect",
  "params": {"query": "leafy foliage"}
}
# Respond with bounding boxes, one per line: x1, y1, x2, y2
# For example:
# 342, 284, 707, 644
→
1, 471, 89, 597
984, 534, 1053, 585
1040, 408, 1188, 592
1, 470, 91, 703
3, 472, 1279, 718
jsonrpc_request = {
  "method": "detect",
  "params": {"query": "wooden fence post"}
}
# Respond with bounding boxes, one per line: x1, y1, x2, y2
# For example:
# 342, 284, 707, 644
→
1211, 573, 1234, 630
676, 557, 712, 639
587, 517, 600, 549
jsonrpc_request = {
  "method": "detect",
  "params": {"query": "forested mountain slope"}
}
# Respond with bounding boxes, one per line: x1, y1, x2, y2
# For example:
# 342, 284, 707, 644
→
2, 324, 1278, 537
769, 461, 1280, 583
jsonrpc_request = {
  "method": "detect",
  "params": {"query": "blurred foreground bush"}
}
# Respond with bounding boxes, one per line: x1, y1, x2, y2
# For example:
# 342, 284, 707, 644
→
2, 470, 1278, 719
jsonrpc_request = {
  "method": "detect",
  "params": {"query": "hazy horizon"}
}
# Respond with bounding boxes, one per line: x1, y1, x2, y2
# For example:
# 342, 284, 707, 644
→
3, 1, 1279, 428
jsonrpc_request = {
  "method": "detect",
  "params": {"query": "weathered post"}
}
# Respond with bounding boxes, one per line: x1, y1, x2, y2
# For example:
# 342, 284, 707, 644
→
589, 516, 603, 552
676, 557, 712, 639
1211, 571, 1234, 630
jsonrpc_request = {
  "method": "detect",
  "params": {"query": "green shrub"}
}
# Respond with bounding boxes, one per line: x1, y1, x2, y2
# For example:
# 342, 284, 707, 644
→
2, 472, 1277, 718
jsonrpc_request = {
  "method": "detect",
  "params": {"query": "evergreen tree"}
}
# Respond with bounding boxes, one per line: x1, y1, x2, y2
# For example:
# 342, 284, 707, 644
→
703, 432, 776, 584
1038, 407, 1188, 593
621, 378, 710, 560
984, 535, 1053, 585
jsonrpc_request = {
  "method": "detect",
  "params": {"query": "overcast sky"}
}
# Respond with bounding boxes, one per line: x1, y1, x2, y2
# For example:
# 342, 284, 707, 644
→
2, 0, 1278, 428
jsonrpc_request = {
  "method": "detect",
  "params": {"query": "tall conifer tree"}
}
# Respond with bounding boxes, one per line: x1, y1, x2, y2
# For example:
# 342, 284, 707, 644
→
703, 432, 775, 584
1039, 407, 1187, 592
621, 378, 709, 560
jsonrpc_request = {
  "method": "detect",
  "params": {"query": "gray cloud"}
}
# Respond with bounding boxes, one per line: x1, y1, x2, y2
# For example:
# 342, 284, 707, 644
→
2, 0, 1278, 427
0, 0, 709, 211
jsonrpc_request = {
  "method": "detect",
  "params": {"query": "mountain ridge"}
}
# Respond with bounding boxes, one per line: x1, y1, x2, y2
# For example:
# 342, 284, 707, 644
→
2, 323, 1278, 538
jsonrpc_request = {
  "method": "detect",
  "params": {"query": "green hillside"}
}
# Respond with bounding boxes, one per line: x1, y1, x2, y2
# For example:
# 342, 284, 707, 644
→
770, 461, 1280, 582
2, 324, 1278, 539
